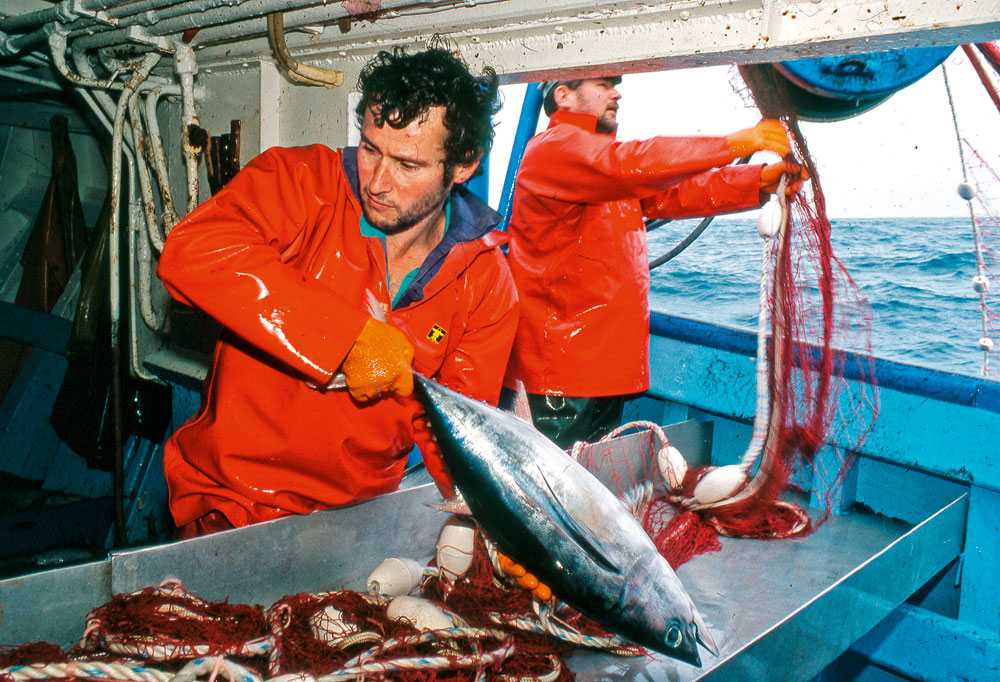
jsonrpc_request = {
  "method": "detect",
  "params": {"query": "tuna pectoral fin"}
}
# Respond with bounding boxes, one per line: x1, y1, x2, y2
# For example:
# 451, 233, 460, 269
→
539, 467, 622, 576
428, 492, 472, 516
693, 609, 719, 656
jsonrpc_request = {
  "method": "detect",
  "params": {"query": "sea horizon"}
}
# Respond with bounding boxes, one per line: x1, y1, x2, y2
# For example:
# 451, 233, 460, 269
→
648, 215, 998, 381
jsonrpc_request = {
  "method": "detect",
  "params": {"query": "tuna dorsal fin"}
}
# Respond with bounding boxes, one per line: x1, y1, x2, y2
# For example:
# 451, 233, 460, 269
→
538, 466, 621, 576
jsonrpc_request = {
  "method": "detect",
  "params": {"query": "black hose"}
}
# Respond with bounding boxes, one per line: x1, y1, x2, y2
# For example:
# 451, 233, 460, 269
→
648, 215, 717, 270
647, 154, 754, 271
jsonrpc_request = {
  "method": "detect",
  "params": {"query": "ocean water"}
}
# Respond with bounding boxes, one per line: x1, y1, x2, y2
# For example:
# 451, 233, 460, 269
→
647, 215, 997, 379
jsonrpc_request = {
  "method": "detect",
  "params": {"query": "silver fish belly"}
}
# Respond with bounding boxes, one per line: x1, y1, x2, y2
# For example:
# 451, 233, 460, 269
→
414, 375, 716, 667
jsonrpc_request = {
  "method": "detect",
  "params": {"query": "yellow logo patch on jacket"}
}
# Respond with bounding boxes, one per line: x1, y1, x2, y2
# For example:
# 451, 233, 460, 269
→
427, 324, 447, 344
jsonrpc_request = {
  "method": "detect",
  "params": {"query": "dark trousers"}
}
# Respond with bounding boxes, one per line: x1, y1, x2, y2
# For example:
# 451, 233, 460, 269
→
501, 388, 626, 450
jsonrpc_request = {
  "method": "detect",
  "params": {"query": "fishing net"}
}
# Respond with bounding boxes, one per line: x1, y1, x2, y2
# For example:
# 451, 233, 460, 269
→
76, 580, 270, 663
962, 141, 1000, 377
4, 526, 640, 682
721, 64, 877, 529
575, 64, 880, 566
0, 643, 68, 668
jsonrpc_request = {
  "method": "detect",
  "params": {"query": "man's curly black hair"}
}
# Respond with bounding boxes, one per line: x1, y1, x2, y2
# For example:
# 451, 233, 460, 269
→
355, 47, 501, 178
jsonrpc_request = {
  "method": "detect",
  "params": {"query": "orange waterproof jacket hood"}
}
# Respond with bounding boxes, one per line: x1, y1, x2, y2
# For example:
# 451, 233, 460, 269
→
505, 111, 764, 397
158, 144, 518, 527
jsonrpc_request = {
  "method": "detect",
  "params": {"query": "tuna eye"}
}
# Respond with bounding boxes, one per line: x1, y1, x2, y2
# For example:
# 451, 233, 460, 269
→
664, 623, 683, 648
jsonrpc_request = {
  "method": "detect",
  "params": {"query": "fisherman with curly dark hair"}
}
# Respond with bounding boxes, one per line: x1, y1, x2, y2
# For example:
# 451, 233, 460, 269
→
356, 47, 500, 179
158, 47, 518, 537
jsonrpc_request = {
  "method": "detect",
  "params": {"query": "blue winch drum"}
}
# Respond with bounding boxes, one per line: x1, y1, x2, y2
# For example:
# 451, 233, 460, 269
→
774, 45, 957, 99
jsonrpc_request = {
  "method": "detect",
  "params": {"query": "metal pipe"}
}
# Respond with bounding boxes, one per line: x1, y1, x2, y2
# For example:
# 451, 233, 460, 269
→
71, 40, 141, 187
108, 51, 160, 547
104, 0, 213, 22
144, 85, 181, 236
5, 19, 82, 59
130, 94, 167, 332
267, 11, 342, 88
496, 83, 542, 231
76, 65, 167, 382
0, 67, 64, 90
0, 0, 116, 34
62, 0, 435, 51
103, 0, 260, 30
50, 26, 126, 90
174, 40, 201, 214
9, 0, 454, 55
71, 22, 174, 53
3, 0, 233, 53
1, 0, 196, 51
189, 0, 477, 47
127, 80, 165, 255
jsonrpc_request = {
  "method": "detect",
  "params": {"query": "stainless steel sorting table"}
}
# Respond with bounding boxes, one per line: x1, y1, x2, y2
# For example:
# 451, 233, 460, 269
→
0, 427, 966, 681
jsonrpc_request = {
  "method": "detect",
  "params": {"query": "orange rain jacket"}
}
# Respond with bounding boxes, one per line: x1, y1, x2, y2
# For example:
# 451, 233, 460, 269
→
158, 144, 518, 528
505, 111, 765, 397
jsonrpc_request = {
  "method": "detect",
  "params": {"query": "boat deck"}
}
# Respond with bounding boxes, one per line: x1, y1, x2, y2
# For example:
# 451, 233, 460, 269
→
0, 426, 966, 681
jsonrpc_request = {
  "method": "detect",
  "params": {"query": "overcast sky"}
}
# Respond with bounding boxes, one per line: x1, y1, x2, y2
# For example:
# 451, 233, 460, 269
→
488, 49, 999, 219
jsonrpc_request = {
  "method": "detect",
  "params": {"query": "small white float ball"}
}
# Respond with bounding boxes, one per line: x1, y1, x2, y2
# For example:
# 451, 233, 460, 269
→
958, 181, 976, 201
692, 464, 748, 505
386, 596, 456, 631
366, 557, 424, 597
978, 337, 994, 352
436, 516, 477, 582
757, 199, 784, 239
973, 274, 990, 293
657, 445, 688, 491
309, 605, 359, 645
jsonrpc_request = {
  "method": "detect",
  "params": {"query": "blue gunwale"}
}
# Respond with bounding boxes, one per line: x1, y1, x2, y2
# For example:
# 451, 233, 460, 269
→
650, 311, 1000, 413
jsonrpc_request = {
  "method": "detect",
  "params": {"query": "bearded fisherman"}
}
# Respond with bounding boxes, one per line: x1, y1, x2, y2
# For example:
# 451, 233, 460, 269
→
158, 48, 518, 537
503, 76, 805, 449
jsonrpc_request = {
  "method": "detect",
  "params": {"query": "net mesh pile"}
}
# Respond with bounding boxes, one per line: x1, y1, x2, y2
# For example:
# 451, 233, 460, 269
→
1, 527, 643, 682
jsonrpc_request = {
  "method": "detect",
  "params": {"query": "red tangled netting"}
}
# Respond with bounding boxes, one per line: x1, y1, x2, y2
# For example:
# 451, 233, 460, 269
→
4, 529, 639, 682
578, 64, 880, 568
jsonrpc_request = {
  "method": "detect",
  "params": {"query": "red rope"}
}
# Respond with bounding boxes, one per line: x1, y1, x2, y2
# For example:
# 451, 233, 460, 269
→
963, 44, 1000, 116
977, 42, 1000, 78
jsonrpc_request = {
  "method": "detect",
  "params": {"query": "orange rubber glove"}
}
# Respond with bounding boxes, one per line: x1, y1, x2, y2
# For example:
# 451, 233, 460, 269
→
497, 551, 552, 601
340, 317, 414, 402
726, 119, 792, 158
760, 160, 809, 195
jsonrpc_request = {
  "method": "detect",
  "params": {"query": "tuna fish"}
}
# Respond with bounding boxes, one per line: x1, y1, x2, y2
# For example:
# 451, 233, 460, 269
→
413, 374, 718, 667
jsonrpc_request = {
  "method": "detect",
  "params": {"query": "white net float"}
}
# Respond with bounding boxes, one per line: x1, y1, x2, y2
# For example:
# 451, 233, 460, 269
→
692, 464, 748, 505
366, 557, 425, 597
436, 516, 477, 583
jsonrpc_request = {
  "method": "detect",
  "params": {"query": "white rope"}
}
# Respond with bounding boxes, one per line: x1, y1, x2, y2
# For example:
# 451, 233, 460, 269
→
322, 628, 514, 681
943, 63, 993, 375
170, 656, 261, 682
569, 419, 666, 462
487, 612, 639, 656
478, 535, 640, 655
96, 637, 272, 663
1, 661, 174, 682
740, 213, 778, 474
